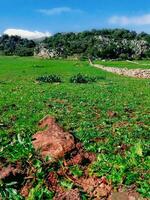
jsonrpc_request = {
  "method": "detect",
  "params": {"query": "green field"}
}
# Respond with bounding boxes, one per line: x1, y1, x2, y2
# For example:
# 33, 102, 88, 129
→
0, 56, 150, 199
95, 60, 150, 69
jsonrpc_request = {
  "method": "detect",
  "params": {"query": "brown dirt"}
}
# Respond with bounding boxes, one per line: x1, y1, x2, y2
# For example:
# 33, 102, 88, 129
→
32, 115, 75, 161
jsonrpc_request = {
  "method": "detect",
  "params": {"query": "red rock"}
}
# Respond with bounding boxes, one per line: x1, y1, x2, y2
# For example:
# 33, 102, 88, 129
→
67, 153, 83, 165
47, 171, 58, 189
20, 183, 32, 198
0, 163, 21, 180
76, 143, 83, 150
78, 177, 100, 197
0, 165, 14, 180
128, 192, 140, 200
84, 152, 96, 163
107, 111, 118, 118
32, 116, 75, 161
77, 176, 112, 199
54, 189, 81, 200
93, 187, 108, 198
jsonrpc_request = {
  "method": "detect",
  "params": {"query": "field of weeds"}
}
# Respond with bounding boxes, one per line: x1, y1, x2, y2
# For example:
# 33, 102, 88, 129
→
0, 57, 150, 199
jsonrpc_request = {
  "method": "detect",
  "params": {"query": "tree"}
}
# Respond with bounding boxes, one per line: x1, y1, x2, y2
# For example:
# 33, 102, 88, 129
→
0, 35, 36, 56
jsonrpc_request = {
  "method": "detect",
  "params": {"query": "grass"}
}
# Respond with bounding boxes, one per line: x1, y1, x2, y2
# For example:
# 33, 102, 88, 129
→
0, 56, 150, 199
95, 60, 150, 69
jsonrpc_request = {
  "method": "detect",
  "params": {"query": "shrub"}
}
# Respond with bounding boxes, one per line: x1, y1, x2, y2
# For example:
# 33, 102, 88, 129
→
15, 47, 34, 56
32, 65, 44, 68
70, 73, 96, 83
36, 74, 62, 83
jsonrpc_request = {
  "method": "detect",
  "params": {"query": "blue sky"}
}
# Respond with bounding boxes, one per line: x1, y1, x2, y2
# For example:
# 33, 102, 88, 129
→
1, 0, 150, 38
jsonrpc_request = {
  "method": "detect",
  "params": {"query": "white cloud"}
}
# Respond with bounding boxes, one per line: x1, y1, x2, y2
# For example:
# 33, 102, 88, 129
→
37, 7, 82, 16
109, 14, 150, 25
4, 28, 52, 39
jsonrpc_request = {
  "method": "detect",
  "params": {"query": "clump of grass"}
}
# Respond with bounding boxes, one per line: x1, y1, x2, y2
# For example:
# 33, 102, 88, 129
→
36, 74, 62, 83
32, 65, 44, 68
70, 73, 96, 83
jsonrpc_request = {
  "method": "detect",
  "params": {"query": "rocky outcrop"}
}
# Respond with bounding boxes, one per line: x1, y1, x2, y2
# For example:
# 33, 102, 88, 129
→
95, 36, 149, 59
34, 44, 58, 58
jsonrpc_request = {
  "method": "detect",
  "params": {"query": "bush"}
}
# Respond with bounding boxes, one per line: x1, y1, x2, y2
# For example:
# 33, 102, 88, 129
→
36, 75, 62, 83
32, 65, 44, 68
70, 73, 97, 83
119, 53, 128, 60
15, 47, 34, 56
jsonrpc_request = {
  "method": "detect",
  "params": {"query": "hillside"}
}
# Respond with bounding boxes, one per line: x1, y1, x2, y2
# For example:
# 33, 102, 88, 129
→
1, 29, 150, 60
0, 34, 35, 56
36, 29, 150, 60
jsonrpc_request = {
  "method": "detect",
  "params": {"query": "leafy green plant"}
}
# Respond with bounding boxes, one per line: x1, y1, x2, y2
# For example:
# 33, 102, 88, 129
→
70, 73, 97, 83
36, 74, 62, 83
27, 182, 54, 200
0, 181, 23, 200
69, 165, 83, 177
60, 179, 73, 189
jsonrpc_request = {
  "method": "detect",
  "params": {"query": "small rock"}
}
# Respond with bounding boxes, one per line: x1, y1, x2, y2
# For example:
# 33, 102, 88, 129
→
20, 183, 32, 198
54, 189, 81, 200
77, 176, 111, 198
93, 187, 108, 198
0, 165, 14, 180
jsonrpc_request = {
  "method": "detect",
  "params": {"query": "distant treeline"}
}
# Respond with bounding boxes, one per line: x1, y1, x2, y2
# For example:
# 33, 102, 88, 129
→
1, 29, 150, 59
42, 29, 150, 60
0, 34, 35, 56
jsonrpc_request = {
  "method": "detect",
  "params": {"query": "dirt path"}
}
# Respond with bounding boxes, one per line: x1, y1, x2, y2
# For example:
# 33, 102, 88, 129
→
90, 61, 150, 79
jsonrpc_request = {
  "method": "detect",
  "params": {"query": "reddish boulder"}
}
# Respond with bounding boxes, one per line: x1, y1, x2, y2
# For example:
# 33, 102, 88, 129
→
32, 116, 75, 161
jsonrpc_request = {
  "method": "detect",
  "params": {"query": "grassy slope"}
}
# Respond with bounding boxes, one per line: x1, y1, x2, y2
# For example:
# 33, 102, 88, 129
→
95, 60, 150, 69
0, 56, 150, 198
